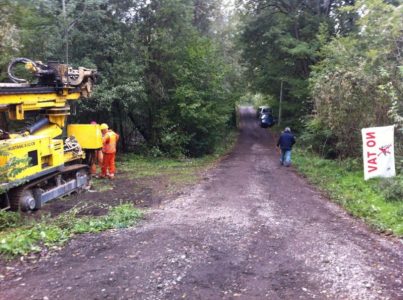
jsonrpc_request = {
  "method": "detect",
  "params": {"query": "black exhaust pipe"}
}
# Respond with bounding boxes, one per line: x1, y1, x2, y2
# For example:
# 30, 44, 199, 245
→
28, 118, 49, 134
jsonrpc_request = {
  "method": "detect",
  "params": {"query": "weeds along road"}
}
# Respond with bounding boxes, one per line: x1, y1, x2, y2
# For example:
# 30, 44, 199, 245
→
1, 106, 402, 299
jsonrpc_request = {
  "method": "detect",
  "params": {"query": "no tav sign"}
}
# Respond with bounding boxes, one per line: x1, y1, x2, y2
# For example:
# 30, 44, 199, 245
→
362, 126, 395, 180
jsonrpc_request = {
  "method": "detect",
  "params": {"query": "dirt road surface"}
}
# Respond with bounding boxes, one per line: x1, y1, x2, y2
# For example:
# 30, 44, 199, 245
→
1, 107, 402, 299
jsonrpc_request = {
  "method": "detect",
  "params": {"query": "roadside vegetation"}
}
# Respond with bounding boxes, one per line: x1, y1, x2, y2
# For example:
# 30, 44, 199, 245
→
0, 204, 142, 257
294, 150, 403, 236
119, 130, 237, 184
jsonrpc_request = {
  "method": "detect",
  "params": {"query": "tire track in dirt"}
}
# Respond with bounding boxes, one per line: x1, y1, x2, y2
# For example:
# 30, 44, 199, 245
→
0, 106, 402, 300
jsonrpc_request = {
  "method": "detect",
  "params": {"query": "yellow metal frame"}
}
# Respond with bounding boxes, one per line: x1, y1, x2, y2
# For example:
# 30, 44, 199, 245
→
0, 89, 81, 121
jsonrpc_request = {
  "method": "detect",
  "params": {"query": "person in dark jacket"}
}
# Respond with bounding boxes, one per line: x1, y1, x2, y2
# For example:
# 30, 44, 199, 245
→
277, 127, 296, 166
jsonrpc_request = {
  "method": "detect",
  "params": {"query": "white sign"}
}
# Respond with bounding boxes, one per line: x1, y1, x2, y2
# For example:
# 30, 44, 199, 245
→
362, 126, 395, 180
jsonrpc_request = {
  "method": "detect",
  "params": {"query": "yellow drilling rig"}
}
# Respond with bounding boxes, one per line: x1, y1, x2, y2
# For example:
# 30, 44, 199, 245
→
0, 58, 101, 211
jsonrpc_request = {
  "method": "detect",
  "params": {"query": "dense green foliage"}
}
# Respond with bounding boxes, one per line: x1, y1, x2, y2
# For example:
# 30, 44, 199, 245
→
0, 0, 239, 157
310, 0, 403, 158
294, 150, 403, 236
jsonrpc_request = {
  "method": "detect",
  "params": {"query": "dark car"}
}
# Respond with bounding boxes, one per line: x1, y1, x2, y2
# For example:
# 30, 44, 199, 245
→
260, 113, 275, 128
256, 106, 273, 119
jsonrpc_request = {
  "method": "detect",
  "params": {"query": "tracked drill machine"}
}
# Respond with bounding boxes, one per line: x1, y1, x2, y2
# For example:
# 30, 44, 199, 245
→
0, 58, 101, 211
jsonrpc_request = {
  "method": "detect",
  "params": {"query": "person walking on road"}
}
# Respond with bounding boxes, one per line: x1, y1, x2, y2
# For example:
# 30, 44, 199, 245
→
277, 127, 296, 167
100, 123, 119, 179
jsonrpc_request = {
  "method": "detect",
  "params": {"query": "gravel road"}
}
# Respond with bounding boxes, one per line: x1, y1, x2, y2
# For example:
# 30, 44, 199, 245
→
1, 106, 402, 299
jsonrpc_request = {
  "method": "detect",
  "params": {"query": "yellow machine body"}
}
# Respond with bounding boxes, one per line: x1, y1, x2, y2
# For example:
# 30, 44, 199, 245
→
67, 124, 102, 149
0, 122, 102, 183
0, 135, 66, 181
0, 58, 98, 211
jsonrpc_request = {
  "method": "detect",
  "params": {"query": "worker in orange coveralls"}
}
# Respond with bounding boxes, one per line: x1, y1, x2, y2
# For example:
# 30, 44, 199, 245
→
100, 123, 119, 179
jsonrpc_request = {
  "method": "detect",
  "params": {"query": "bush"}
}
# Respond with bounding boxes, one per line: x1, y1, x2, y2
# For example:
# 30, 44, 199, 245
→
299, 118, 338, 158
0, 211, 23, 231
309, 1, 402, 158
377, 177, 403, 202
158, 125, 189, 158
148, 146, 164, 158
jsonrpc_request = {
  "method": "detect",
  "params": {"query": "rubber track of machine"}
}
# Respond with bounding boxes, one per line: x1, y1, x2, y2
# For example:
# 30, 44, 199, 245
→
9, 187, 25, 211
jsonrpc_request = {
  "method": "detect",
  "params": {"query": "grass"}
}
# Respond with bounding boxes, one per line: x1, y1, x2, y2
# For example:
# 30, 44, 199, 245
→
293, 149, 403, 236
0, 204, 142, 258
118, 130, 238, 185
118, 155, 216, 190
91, 179, 114, 192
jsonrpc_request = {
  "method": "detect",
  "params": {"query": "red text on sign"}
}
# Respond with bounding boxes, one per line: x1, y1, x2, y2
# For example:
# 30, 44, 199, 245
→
365, 132, 377, 173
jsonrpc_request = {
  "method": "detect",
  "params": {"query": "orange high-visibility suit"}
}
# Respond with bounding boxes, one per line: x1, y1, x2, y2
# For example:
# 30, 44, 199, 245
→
101, 130, 119, 178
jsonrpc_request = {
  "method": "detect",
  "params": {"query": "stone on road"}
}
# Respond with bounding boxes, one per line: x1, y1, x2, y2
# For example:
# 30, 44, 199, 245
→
1, 107, 402, 299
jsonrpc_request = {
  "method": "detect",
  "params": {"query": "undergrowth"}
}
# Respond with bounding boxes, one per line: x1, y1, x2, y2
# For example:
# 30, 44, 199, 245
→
118, 130, 238, 183
0, 204, 142, 257
293, 150, 403, 236
0, 211, 24, 231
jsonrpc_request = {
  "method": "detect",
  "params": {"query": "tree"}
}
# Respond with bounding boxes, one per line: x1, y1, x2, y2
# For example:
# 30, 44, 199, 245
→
132, 0, 238, 155
310, 0, 403, 157
0, 1, 21, 80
